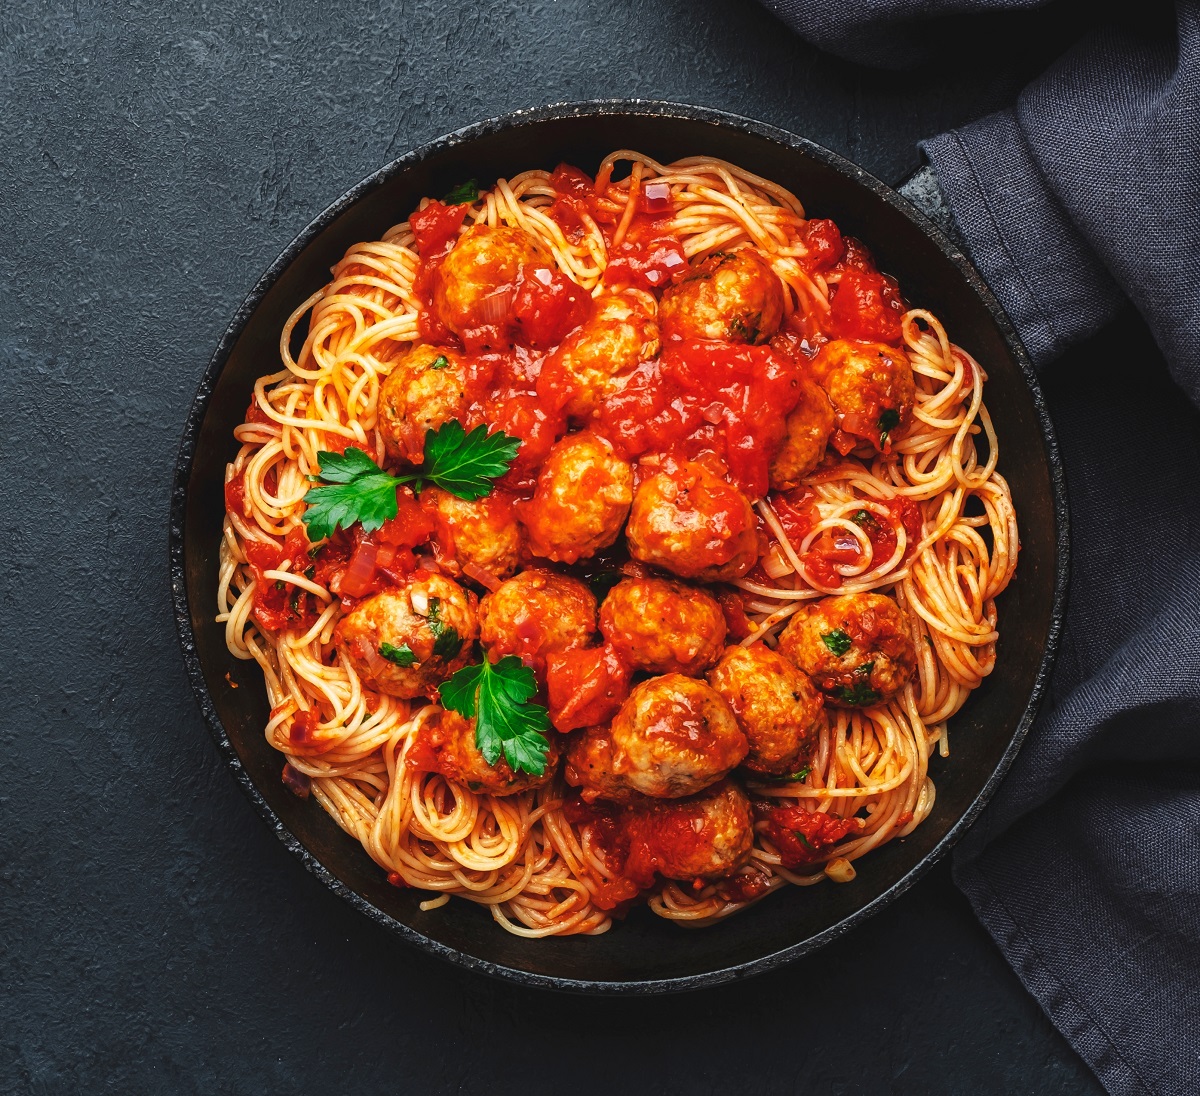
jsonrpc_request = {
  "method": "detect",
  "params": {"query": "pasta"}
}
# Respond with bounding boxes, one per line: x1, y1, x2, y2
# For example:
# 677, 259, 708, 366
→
217, 151, 1017, 936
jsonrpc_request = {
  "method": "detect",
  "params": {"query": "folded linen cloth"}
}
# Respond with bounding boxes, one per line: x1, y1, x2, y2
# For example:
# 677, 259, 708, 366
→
760, 4, 1200, 1093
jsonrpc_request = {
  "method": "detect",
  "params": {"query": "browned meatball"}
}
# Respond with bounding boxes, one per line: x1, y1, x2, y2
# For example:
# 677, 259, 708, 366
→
768, 375, 836, 490
432, 225, 546, 347
626, 461, 759, 582
411, 707, 558, 796
565, 674, 747, 802
425, 486, 522, 582
707, 644, 824, 776
621, 780, 754, 882
599, 577, 726, 676
659, 249, 784, 344
541, 293, 659, 420
333, 574, 477, 699
379, 343, 472, 464
777, 592, 916, 708
809, 339, 916, 453
478, 567, 597, 675
521, 432, 633, 564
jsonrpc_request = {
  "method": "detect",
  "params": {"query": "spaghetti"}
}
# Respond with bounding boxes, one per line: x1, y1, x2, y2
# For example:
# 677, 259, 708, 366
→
217, 151, 1017, 936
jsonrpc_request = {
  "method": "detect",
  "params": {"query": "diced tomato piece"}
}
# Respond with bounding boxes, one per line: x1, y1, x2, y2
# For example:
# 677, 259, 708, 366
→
511, 266, 592, 349
224, 474, 249, 519
550, 163, 596, 203
829, 266, 903, 344
716, 588, 754, 641
888, 496, 924, 550
800, 549, 842, 588
409, 199, 469, 257
801, 218, 844, 273
603, 216, 688, 291
757, 802, 863, 869
770, 487, 817, 545
545, 645, 633, 732
376, 488, 436, 548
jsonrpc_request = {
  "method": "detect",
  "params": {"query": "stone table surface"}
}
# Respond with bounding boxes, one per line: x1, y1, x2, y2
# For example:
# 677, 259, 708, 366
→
2, 1, 1111, 1091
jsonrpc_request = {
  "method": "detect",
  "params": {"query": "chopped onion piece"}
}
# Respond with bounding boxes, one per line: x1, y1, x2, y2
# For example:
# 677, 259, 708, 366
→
642, 181, 672, 212
476, 286, 513, 325
761, 544, 793, 579
340, 539, 378, 597
462, 561, 503, 592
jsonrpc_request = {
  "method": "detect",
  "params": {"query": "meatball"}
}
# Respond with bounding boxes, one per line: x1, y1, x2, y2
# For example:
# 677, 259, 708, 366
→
707, 644, 824, 776
626, 460, 759, 582
334, 574, 478, 699
478, 567, 597, 675
808, 339, 916, 453
424, 487, 522, 582
565, 674, 747, 802
521, 432, 633, 564
659, 249, 784, 344
621, 780, 754, 883
599, 576, 726, 676
412, 707, 558, 796
379, 343, 471, 464
432, 224, 546, 347
541, 292, 659, 420
768, 375, 836, 490
777, 592, 916, 708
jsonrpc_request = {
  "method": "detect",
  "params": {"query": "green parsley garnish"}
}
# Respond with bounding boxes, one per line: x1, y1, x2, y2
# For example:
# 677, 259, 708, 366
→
443, 179, 480, 205
837, 682, 881, 705
302, 422, 519, 540
425, 598, 463, 660
836, 663, 880, 706
878, 407, 900, 444
728, 311, 762, 342
410, 420, 520, 500
792, 831, 814, 850
439, 655, 551, 776
821, 629, 852, 657
429, 355, 449, 370
851, 509, 881, 534
379, 642, 416, 667
762, 765, 812, 784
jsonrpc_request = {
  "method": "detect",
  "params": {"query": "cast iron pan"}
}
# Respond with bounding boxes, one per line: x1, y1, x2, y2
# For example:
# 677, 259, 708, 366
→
170, 100, 1068, 993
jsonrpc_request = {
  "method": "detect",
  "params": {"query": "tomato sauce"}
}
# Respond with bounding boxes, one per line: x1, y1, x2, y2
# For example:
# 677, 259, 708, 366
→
756, 802, 863, 869
595, 339, 801, 498
826, 239, 906, 345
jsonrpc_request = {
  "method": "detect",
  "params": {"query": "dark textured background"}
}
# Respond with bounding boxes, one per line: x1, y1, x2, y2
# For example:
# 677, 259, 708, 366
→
1, 1, 1123, 1091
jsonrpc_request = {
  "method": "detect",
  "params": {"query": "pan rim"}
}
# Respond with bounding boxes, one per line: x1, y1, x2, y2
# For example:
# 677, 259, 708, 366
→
168, 98, 1069, 994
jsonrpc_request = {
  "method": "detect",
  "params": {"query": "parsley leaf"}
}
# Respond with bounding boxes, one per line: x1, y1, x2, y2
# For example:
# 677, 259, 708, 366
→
379, 642, 416, 667
836, 664, 880, 706
429, 355, 450, 370
406, 421, 520, 501
821, 629, 852, 657
792, 831, 814, 849
851, 509, 881, 534
443, 179, 480, 205
439, 655, 551, 776
878, 407, 900, 444
762, 765, 812, 784
302, 423, 519, 539
302, 448, 402, 541
425, 598, 463, 660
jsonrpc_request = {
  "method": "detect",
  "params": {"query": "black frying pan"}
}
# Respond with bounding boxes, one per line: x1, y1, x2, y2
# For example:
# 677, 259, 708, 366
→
170, 100, 1068, 992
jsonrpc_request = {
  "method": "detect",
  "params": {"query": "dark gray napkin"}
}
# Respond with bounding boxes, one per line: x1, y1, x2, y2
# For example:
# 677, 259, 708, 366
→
761, 3, 1200, 1093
